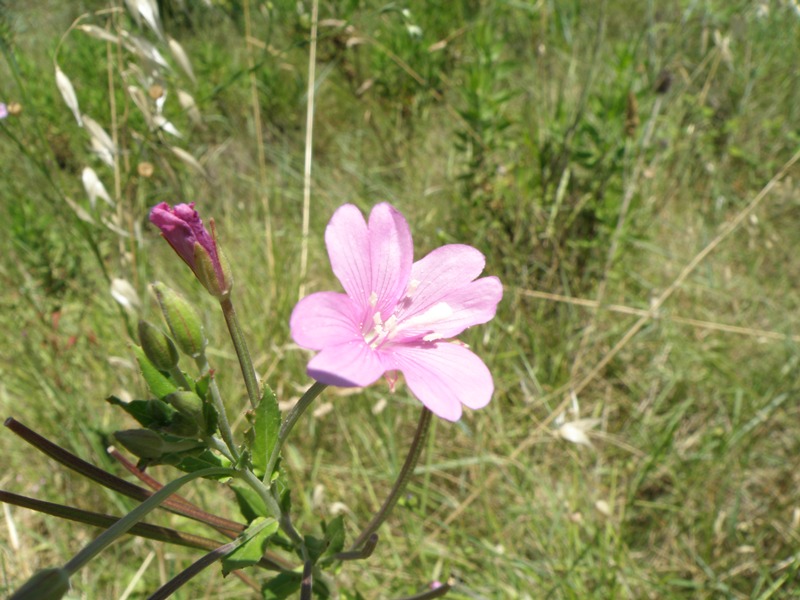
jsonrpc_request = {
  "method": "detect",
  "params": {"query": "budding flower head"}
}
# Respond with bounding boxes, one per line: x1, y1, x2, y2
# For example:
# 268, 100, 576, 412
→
149, 202, 232, 298
152, 282, 207, 358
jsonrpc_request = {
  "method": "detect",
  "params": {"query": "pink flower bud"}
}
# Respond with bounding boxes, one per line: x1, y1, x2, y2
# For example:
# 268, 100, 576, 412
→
149, 202, 232, 297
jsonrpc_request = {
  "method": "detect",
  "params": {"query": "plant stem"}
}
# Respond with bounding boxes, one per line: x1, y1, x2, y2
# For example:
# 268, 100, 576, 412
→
263, 381, 327, 483
62, 467, 233, 575
196, 354, 240, 462
220, 296, 259, 409
238, 469, 304, 549
349, 407, 433, 551
206, 436, 235, 463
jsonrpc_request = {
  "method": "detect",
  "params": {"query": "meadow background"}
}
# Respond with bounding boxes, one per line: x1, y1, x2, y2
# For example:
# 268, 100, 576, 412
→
2, 0, 800, 598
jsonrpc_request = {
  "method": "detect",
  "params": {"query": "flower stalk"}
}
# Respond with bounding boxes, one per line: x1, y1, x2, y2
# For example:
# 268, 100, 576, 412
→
349, 407, 433, 551
196, 354, 240, 461
220, 295, 259, 409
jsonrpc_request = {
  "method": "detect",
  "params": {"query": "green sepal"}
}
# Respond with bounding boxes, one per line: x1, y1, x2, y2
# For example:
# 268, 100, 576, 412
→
246, 384, 281, 478
230, 482, 269, 523
132, 345, 178, 400
221, 517, 278, 575
106, 395, 175, 429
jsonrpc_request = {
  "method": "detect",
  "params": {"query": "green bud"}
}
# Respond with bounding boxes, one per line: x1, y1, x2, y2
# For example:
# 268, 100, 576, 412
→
152, 283, 207, 358
165, 390, 206, 432
9, 568, 70, 600
114, 429, 202, 459
137, 320, 179, 371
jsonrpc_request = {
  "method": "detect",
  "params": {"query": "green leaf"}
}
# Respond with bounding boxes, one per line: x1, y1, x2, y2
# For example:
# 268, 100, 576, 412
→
247, 385, 281, 478
318, 516, 345, 566
194, 372, 211, 400
106, 396, 175, 429
222, 517, 279, 575
132, 345, 178, 399
174, 449, 230, 476
304, 534, 327, 563
261, 572, 301, 600
230, 482, 269, 522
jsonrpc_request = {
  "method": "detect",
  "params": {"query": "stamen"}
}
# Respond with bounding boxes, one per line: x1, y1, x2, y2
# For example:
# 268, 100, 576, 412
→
369, 291, 378, 307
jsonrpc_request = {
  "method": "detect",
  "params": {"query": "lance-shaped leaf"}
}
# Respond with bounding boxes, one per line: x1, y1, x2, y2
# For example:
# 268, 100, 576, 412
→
55, 66, 82, 126
221, 517, 279, 575
247, 385, 280, 478
107, 394, 176, 429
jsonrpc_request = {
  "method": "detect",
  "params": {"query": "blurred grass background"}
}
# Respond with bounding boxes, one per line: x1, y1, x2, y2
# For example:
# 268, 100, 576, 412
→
1, 0, 800, 598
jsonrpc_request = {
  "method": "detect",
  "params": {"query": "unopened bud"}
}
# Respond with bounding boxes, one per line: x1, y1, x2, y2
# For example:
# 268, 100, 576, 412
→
152, 283, 206, 358
138, 320, 179, 370
114, 429, 202, 458
165, 390, 206, 432
9, 568, 70, 600
193, 241, 232, 299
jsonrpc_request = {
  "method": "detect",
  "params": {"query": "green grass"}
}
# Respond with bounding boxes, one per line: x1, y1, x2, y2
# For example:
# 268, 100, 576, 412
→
2, 0, 800, 598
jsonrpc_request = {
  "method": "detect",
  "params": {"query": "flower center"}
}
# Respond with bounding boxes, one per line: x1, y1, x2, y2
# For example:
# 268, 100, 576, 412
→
361, 282, 453, 349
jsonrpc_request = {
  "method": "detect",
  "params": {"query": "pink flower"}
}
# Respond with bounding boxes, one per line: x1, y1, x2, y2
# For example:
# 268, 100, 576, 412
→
290, 203, 502, 421
149, 202, 230, 297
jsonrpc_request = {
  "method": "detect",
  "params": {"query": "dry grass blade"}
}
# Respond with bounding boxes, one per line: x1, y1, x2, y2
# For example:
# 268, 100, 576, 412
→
169, 38, 196, 83
55, 66, 82, 126
177, 89, 202, 127
77, 24, 118, 44
170, 145, 207, 176
298, 0, 319, 301
81, 166, 114, 208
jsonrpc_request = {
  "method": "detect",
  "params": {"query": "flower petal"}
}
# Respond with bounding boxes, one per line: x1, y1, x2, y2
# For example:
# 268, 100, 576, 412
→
397, 244, 502, 339
325, 203, 413, 315
325, 204, 371, 311
290, 292, 361, 350
391, 342, 494, 421
367, 203, 413, 316
307, 340, 386, 387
